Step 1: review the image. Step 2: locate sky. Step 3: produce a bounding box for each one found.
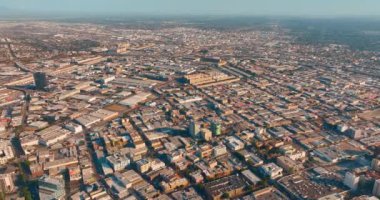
[0,0,379,17]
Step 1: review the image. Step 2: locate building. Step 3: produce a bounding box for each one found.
[278,144,306,161]
[119,92,152,107]
[37,126,71,147]
[75,109,119,128]
[213,144,228,157]
[246,186,289,200]
[276,156,304,173]
[225,136,245,151]
[374,179,380,197]
[150,159,165,171]
[38,175,66,200]
[171,187,202,200]
[159,177,189,193]
[64,123,83,133]
[0,141,14,165]
[241,170,261,185]
[201,128,212,141]
[43,158,79,172]
[211,120,222,136]
[106,154,130,172]
[68,166,82,182]
[278,172,347,200]
[183,71,239,88]
[259,163,283,179]
[204,174,246,200]
[0,173,16,194]
[197,144,213,158]
[136,159,151,173]
[189,120,200,138]
[372,158,380,172]
[344,172,360,191]
[33,72,49,90]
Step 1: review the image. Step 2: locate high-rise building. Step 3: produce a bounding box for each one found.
[373,179,380,197]
[33,72,49,90]
[189,120,200,138]
[343,172,360,191]
[211,120,222,135]
[201,128,212,141]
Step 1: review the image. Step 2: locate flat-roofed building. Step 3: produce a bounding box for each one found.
[259,163,283,179]
[241,169,261,185]
[38,175,65,200]
[276,156,304,173]
[0,140,14,165]
[204,174,246,200]
[119,92,151,107]
[184,71,240,88]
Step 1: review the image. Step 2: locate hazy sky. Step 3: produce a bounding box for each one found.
[1,0,380,17]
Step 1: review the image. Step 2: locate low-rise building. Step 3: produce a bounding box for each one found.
[38,175,66,200]
[276,156,304,173]
[259,163,283,179]
[225,136,245,151]
[204,174,246,200]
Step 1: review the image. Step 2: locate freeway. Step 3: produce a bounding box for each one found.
[4,40,34,73]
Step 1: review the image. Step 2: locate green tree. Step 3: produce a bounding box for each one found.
[244,185,254,192]
[21,187,32,200]
[221,193,230,199]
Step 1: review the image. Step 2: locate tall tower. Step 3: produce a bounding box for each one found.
[189,120,200,138]
[211,120,222,136]
[343,172,359,191]
[373,179,380,197]
[33,72,48,90]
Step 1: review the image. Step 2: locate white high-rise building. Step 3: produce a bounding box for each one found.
[343,172,360,191]
[373,179,380,197]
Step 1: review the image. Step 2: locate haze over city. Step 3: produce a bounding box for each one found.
[1,0,380,17]
[0,1,379,200]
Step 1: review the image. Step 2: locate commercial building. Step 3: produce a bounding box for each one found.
[33,72,49,90]
[0,173,16,194]
[204,174,246,200]
[184,71,240,88]
[119,92,151,107]
[225,136,245,151]
[171,187,202,200]
[106,154,130,172]
[0,141,14,165]
[201,128,212,141]
[64,123,83,133]
[374,179,380,197]
[344,172,360,191]
[75,109,119,128]
[189,120,200,138]
[259,163,283,179]
[246,186,289,200]
[241,169,261,185]
[276,156,304,173]
[211,120,222,136]
[278,172,348,200]
[38,175,66,200]
[36,125,71,146]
